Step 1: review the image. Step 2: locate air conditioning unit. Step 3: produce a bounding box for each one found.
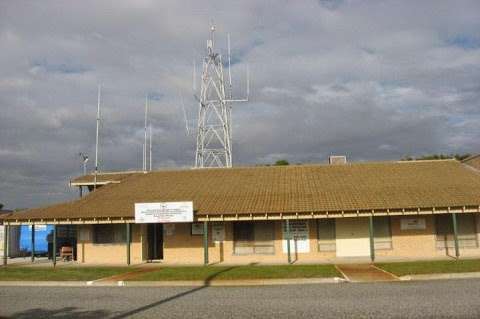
[329,155,347,165]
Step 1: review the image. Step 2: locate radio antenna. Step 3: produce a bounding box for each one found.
[143,94,149,172]
[179,91,190,136]
[193,60,197,93]
[94,84,101,190]
[149,124,152,171]
[227,33,233,98]
[193,24,250,168]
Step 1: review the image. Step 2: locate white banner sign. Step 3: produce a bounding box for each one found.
[135,202,193,223]
[400,218,426,230]
[282,220,310,253]
[31,225,47,231]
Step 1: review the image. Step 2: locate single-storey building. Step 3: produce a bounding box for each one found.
[4,159,480,265]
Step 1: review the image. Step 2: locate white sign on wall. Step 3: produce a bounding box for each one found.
[212,223,225,242]
[30,225,47,231]
[400,218,426,230]
[135,202,193,223]
[282,220,310,253]
[191,223,204,235]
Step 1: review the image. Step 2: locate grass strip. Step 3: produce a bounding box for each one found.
[0,266,132,281]
[376,259,480,276]
[128,264,340,281]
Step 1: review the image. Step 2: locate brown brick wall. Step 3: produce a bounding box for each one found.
[375,215,480,258]
[76,214,480,264]
[162,220,335,264]
[376,215,437,258]
[76,224,143,264]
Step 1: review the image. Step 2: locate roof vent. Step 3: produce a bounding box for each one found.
[329,155,347,165]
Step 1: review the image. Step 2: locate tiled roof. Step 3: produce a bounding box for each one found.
[462,154,480,171]
[0,210,13,223]
[6,160,480,222]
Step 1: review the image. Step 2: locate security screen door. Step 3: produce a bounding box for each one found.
[147,224,163,260]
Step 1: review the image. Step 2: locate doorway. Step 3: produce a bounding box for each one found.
[335,218,370,257]
[147,224,163,260]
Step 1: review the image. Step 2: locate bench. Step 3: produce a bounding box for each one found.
[60,246,73,261]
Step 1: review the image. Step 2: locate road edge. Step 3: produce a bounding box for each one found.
[5,272,480,286]
[399,271,480,281]
[0,277,347,287]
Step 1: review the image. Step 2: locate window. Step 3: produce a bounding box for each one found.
[93,224,126,244]
[233,222,275,255]
[56,225,77,239]
[191,223,204,235]
[373,217,392,250]
[317,219,336,252]
[436,214,478,249]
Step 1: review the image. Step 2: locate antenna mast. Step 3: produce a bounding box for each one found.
[94,85,101,189]
[143,95,149,172]
[149,124,152,171]
[194,24,249,168]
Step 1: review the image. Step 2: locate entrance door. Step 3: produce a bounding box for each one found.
[335,218,370,257]
[147,224,163,260]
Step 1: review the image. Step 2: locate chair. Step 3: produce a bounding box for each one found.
[60,246,73,261]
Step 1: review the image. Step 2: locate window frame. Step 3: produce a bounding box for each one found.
[316,219,336,252]
[373,216,393,250]
[92,224,127,245]
[233,221,275,255]
[435,214,478,249]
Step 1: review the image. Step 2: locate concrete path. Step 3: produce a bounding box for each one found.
[94,268,159,283]
[336,263,399,282]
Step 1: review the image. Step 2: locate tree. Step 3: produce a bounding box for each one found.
[0,203,3,210]
[400,153,471,161]
[454,153,471,161]
[274,159,289,166]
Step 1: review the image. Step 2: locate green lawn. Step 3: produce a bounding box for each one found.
[0,266,132,281]
[0,264,340,282]
[376,259,480,276]
[128,264,340,281]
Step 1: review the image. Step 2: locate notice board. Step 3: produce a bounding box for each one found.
[282,220,310,253]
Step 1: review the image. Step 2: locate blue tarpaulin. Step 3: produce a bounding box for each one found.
[19,225,53,253]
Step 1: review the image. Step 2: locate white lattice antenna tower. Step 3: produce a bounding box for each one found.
[194,25,249,168]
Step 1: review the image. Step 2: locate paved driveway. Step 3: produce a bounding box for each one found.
[1,279,480,318]
[336,264,399,282]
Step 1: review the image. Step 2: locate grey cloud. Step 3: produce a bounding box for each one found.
[1,0,480,209]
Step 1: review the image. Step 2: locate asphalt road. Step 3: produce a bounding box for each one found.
[1,279,480,318]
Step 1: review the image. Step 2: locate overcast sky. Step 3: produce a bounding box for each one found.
[1,0,480,209]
